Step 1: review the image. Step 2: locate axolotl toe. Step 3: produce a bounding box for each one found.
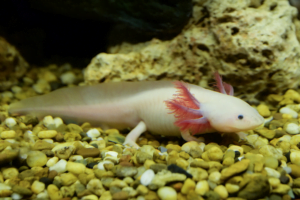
[9,73,264,147]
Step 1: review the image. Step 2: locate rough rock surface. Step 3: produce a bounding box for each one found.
[0,37,29,91]
[85,0,300,100]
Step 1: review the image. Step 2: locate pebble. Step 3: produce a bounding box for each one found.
[140,169,155,186]
[60,71,77,85]
[112,191,129,200]
[115,166,138,178]
[265,167,280,178]
[2,167,18,179]
[181,178,195,194]
[290,151,300,165]
[208,171,221,184]
[49,159,67,173]
[195,180,209,195]
[214,185,228,199]
[157,186,177,200]
[26,151,47,167]
[33,79,51,94]
[167,164,192,178]
[221,159,250,181]
[31,180,45,194]
[77,148,100,158]
[5,117,17,128]
[86,128,101,138]
[66,162,86,174]
[257,104,271,117]
[284,123,300,134]
[38,130,58,139]
[0,130,16,139]
[279,107,298,118]
[61,173,78,186]
[237,175,270,200]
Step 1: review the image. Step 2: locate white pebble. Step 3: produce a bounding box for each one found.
[60,71,76,85]
[280,107,298,118]
[49,159,67,173]
[285,123,300,134]
[87,129,100,138]
[195,180,209,195]
[11,192,23,200]
[5,117,17,128]
[69,155,84,161]
[47,157,59,167]
[105,151,118,158]
[53,117,63,127]
[283,166,292,174]
[36,190,49,199]
[43,116,54,128]
[0,183,11,191]
[33,79,51,94]
[157,186,177,200]
[264,167,280,178]
[290,151,300,165]
[31,180,45,194]
[140,169,155,186]
[97,161,114,170]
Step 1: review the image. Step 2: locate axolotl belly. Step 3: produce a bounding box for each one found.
[9,75,264,147]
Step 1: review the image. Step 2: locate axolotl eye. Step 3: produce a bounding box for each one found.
[238,115,244,120]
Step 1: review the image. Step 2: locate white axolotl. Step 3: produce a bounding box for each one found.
[9,73,264,147]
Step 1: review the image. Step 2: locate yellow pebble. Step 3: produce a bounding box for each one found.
[0,130,16,139]
[38,130,58,139]
[181,178,196,194]
[282,114,293,119]
[214,185,228,199]
[66,162,86,174]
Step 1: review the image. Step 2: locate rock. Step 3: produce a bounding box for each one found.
[264,156,278,169]
[0,130,16,139]
[49,159,67,173]
[86,179,105,196]
[280,107,298,118]
[214,185,228,199]
[264,167,280,178]
[187,167,208,182]
[77,148,100,158]
[272,184,291,194]
[12,185,32,196]
[257,104,271,117]
[4,117,17,128]
[195,180,209,196]
[221,159,250,181]
[85,0,300,99]
[26,151,47,167]
[150,170,186,188]
[61,173,78,186]
[32,140,55,151]
[38,130,58,139]
[2,167,18,179]
[140,169,155,186]
[237,175,270,200]
[150,163,167,173]
[47,184,63,200]
[60,71,77,85]
[157,186,177,200]
[0,37,29,91]
[255,128,276,139]
[289,164,300,178]
[31,180,45,194]
[181,178,196,194]
[202,146,223,162]
[259,145,283,160]
[112,191,128,200]
[114,166,137,178]
[284,122,300,134]
[209,171,221,184]
[66,162,86,174]
[290,151,300,165]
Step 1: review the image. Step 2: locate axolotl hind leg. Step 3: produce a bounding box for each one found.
[123,121,147,148]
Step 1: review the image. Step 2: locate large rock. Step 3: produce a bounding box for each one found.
[0,37,29,91]
[85,0,300,100]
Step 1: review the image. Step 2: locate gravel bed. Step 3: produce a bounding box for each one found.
[1,65,300,200]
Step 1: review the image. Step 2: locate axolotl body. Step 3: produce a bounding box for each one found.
[9,73,264,147]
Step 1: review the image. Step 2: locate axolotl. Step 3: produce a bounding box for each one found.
[9,73,264,147]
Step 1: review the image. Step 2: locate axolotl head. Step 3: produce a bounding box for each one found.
[204,95,265,132]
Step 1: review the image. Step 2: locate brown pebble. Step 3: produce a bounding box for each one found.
[112,191,129,200]
[76,148,100,158]
[171,182,183,192]
[273,113,283,120]
[48,170,58,179]
[32,140,55,150]
[119,162,133,167]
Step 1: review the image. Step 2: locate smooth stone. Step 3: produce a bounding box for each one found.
[195,180,209,195]
[61,173,78,186]
[140,169,155,186]
[150,170,186,188]
[150,163,167,173]
[77,148,100,158]
[12,185,32,196]
[31,180,45,194]
[237,175,270,200]
[112,191,129,200]
[157,186,177,200]
[26,151,47,167]
[181,178,195,194]
[47,184,63,200]
[114,166,138,177]
[221,159,250,181]
[32,140,55,150]
[290,151,300,165]
[66,162,86,174]
[257,104,271,117]
[38,130,58,139]
[49,159,67,173]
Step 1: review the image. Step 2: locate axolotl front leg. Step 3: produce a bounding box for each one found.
[123,121,147,148]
